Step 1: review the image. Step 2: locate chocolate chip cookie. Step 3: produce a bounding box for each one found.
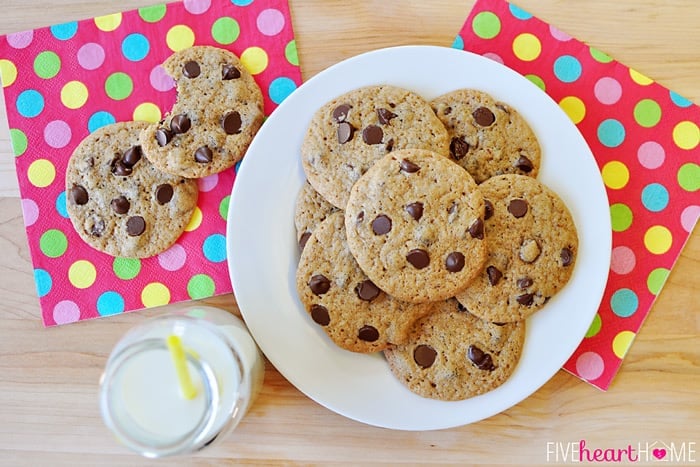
[294,181,339,251]
[344,149,487,304]
[296,212,435,353]
[455,174,578,323]
[430,89,541,183]
[301,85,450,209]
[66,121,199,258]
[383,298,525,401]
[141,46,264,178]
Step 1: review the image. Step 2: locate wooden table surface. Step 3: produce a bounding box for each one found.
[0,0,698,465]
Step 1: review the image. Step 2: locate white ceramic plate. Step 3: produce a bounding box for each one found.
[227,46,611,430]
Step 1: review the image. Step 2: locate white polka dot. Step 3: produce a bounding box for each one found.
[53,300,80,325]
[158,244,187,271]
[575,351,605,381]
[197,173,219,192]
[21,198,39,226]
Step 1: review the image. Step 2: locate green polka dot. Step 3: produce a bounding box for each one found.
[585,313,602,338]
[39,229,68,258]
[113,257,141,280]
[525,74,545,91]
[139,4,166,23]
[9,128,28,156]
[610,203,633,232]
[677,163,700,192]
[219,195,230,220]
[633,99,662,128]
[187,274,215,299]
[590,47,613,63]
[472,11,501,39]
[33,51,61,79]
[105,72,133,101]
[285,40,299,66]
[647,268,669,295]
[211,17,240,45]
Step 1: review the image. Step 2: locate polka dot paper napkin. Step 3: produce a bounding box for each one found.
[0,0,301,326]
[454,0,699,390]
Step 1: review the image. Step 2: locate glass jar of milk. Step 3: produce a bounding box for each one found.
[99,306,264,458]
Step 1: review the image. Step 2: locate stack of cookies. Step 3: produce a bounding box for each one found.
[66,46,263,258]
[295,85,578,401]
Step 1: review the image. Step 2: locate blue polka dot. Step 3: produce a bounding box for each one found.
[97,291,125,316]
[641,183,670,212]
[553,55,582,83]
[610,288,638,318]
[55,191,69,218]
[50,21,78,40]
[16,89,45,118]
[509,4,533,20]
[670,91,692,108]
[34,269,52,298]
[121,33,150,62]
[231,0,254,5]
[203,234,227,262]
[597,119,626,148]
[451,35,465,50]
[269,77,296,104]
[234,159,243,173]
[88,111,116,133]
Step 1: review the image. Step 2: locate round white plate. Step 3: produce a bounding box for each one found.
[227,45,611,430]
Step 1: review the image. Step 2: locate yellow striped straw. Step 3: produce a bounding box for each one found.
[166,334,198,400]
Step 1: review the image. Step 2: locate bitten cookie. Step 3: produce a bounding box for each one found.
[66,121,199,258]
[141,46,264,178]
[383,299,525,401]
[296,212,435,353]
[301,85,450,209]
[430,89,541,183]
[455,174,578,323]
[294,181,339,251]
[345,149,488,304]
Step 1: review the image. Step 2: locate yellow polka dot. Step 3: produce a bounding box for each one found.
[27,159,56,188]
[166,25,195,52]
[559,96,586,124]
[0,59,18,87]
[612,331,636,359]
[185,206,202,232]
[644,225,673,255]
[601,161,630,190]
[240,47,269,75]
[68,260,97,289]
[141,282,171,308]
[672,121,699,150]
[133,102,162,123]
[61,81,89,109]
[512,33,542,62]
[629,68,653,86]
[94,13,122,32]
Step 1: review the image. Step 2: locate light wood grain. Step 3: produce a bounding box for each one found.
[0,1,698,465]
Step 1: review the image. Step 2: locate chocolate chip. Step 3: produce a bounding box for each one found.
[355,280,380,301]
[170,114,191,134]
[450,137,470,160]
[122,146,142,167]
[385,138,394,152]
[309,274,330,296]
[406,249,430,269]
[110,196,130,214]
[126,216,146,236]
[413,345,437,368]
[221,64,240,80]
[405,202,424,221]
[468,218,484,239]
[514,155,534,173]
[194,146,213,163]
[516,293,535,306]
[221,111,242,135]
[183,60,200,78]
[299,231,311,251]
[472,107,495,126]
[399,159,420,173]
[332,104,352,123]
[486,266,502,285]
[155,128,173,147]
[337,122,355,144]
[371,215,392,235]
[156,184,174,204]
[362,125,383,145]
[467,345,495,371]
[561,247,574,266]
[356,211,365,223]
[358,325,379,342]
[445,252,465,272]
[484,199,494,220]
[519,239,541,263]
[508,199,528,218]
[112,160,132,177]
[310,304,330,326]
[517,277,533,289]
[70,185,88,205]
[377,108,397,125]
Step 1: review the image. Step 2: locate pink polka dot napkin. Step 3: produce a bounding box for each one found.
[454,0,699,390]
[0,0,302,326]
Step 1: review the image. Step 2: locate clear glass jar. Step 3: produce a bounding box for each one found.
[99,306,264,458]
